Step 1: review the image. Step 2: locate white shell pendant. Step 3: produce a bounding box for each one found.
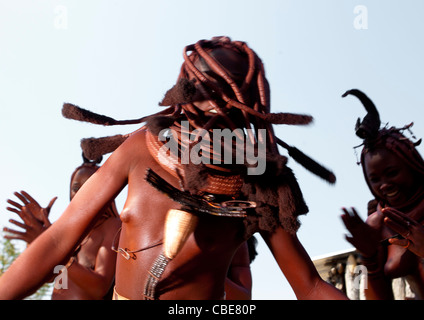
[163,209,198,260]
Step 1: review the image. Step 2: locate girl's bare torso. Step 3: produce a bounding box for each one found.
[114,130,247,300]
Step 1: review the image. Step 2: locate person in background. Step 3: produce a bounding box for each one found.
[341,89,424,299]
[4,155,121,299]
[0,37,346,300]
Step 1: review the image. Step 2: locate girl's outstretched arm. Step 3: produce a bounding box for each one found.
[0,133,135,299]
[261,226,348,300]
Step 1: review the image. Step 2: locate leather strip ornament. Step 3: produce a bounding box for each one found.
[145,168,255,218]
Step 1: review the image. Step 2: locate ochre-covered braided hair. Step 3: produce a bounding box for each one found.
[62,37,335,184]
[343,88,424,210]
[62,37,341,236]
[154,37,314,168]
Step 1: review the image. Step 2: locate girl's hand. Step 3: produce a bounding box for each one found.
[341,207,381,258]
[382,207,424,258]
[4,191,56,244]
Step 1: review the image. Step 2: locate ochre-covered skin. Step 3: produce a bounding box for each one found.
[342,89,424,299]
[4,161,121,300]
[0,38,346,300]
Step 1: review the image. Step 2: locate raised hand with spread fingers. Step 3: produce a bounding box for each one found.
[4,191,57,244]
[382,207,424,258]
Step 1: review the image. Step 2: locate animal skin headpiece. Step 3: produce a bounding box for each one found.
[343,88,424,205]
[62,37,336,184]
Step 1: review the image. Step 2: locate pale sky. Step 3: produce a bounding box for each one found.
[1,0,424,299]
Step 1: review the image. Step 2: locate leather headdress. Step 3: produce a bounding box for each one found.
[343,88,424,208]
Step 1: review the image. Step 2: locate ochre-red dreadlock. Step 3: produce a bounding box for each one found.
[62,37,335,185]
[158,37,313,153]
[62,37,339,237]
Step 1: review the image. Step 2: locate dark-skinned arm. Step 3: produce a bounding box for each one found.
[261,227,348,300]
[0,132,136,299]
[225,242,252,300]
